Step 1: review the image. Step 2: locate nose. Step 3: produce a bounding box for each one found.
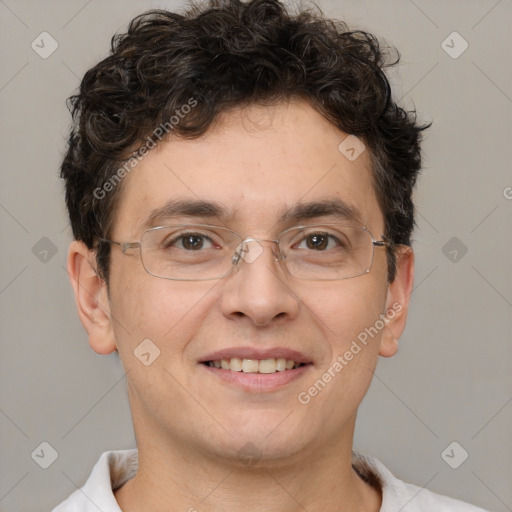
[220,238,300,327]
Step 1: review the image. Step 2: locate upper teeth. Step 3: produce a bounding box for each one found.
[208,358,301,373]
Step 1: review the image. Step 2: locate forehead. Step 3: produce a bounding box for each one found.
[111,99,383,238]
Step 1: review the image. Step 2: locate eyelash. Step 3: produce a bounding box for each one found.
[163,233,216,249]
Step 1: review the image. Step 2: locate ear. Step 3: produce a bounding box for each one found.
[379,245,415,358]
[66,240,117,355]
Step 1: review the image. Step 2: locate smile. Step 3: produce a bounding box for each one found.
[203,358,306,373]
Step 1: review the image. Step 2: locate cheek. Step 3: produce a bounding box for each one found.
[310,276,386,339]
[306,276,387,387]
[109,271,216,362]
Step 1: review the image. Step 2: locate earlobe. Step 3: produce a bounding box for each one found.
[378,245,414,358]
[66,241,118,355]
[379,329,399,358]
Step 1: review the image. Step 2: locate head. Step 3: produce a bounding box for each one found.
[63,0,427,465]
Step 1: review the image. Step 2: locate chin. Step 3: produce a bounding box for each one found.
[198,418,311,466]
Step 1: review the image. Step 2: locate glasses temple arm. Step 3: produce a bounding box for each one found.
[98,238,140,254]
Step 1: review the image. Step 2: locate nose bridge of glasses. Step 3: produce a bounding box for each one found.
[233,236,282,265]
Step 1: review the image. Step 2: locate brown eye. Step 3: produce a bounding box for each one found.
[181,235,205,250]
[163,233,214,250]
[305,234,329,250]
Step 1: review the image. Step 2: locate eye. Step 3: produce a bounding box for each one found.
[164,233,215,251]
[296,232,343,251]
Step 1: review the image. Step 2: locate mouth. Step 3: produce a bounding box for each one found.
[198,348,313,392]
[201,358,307,373]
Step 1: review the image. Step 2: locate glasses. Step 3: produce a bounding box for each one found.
[99,223,388,281]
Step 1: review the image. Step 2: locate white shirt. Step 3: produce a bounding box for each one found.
[51,449,490,511]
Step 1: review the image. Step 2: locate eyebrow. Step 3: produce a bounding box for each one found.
[142,197,364,230]
[143,198,231,230]
[278,198,363,225]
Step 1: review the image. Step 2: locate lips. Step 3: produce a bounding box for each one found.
[200,347,313,376]
[198,347,313,391]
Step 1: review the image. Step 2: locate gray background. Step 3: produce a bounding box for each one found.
[0,0,511,511]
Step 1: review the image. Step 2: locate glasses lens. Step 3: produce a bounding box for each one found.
[280,224,375,280]
[140,225,241,280]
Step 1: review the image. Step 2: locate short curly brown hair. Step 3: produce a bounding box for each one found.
[61,0,429,285]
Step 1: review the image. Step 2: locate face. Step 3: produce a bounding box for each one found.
[71,99,412,467]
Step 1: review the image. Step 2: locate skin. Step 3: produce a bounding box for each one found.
[67,98,414,512]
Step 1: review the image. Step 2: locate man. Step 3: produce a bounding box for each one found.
[53,0,488,510]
